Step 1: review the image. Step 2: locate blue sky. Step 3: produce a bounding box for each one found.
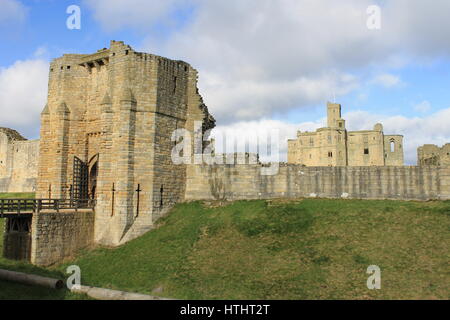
[0,0,449,164]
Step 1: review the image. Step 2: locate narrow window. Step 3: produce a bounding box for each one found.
[160,185,164,208]
[328,152,333,158]
[173,76,177,94]
[364,148,369,155]
[390,141,395,152]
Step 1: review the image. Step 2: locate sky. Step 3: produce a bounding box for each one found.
[0,0,449,164]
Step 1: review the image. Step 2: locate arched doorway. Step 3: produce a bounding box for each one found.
[88,154,99,200]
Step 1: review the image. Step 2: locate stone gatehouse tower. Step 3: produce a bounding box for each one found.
[36,41,215,245]
[287,102,404,166]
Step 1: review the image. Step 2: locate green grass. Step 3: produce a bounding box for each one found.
[1,196,449,300]
[0,193,35,199]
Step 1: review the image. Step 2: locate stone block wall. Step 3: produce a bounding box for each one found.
[185,164,450,201]
[0,128,39,193]
[418,144,450,166]
[36,41,215,247]
[30,210,94,266]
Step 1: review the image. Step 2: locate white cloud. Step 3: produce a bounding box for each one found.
[0,0,27,25]
[83,0,187,31]
[0,59,49,138]
[210,119,314,163]
[413,100,431,113]
[211,107,450,165]
[200,71,360,122]
[370,74,403,88]
[85,0,450,126]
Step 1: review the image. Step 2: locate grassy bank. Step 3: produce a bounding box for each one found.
[60,199,449,299]
[1,197,449,299]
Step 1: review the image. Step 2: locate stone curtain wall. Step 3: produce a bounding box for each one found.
[30,210,94,266]
[0,129,39,193]
[185,165,450,201]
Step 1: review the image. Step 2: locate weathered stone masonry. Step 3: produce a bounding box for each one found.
[287,103,404,167]
[30,210,94,266]
[36,41,215,247]
[185,165,450,201]
[0,128,39,193]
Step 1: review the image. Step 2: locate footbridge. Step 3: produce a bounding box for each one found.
[0,198,95,218]
[1,198,95,265]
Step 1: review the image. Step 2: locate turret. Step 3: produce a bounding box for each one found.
[327,102,342,128]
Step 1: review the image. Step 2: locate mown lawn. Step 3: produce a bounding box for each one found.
[1,196,449,300]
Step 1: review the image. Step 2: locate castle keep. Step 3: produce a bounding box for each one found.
[287,103,404,166]
[36,40,215,246]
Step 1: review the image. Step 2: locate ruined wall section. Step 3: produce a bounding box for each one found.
[185,164,450,201]
[150,55,216,223]
[0,128,39,193]
[347,130,385,166]
[418,144,450,166]
[384,135,404,166]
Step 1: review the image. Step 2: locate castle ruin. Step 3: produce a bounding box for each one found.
[0,41,449,266]
[287,103,404,166]
[36,40,215,246]
[417,144,450,166]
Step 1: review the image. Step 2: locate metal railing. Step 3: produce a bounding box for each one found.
[0,199,96,217]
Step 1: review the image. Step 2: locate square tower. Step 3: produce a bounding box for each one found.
[327,102,342,128]
[36,41,215,245]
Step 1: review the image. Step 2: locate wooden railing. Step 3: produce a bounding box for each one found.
[0,199,96,217]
